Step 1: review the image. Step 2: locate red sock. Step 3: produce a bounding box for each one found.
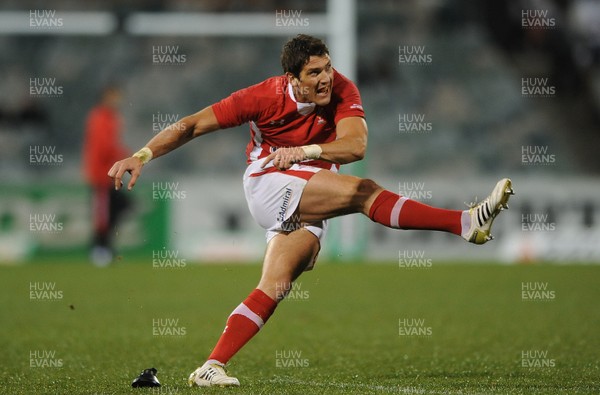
[368,190,462,235]
[207,289,277,365]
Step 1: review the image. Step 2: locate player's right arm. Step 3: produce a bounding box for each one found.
[108,106,220,191]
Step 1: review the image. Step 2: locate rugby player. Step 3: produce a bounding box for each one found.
[108,34,513,387]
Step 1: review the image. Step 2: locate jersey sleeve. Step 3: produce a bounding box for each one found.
[333,72,365,125]
[211,80,277,129]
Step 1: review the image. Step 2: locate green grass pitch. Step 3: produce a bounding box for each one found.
[1,261,599,394]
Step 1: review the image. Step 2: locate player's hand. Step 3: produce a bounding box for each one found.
[108,156,144,191]
[261,147,306,171]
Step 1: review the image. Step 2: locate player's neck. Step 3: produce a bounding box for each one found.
[289,83,312,104]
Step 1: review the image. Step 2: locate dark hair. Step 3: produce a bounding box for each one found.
[281,34,329,77]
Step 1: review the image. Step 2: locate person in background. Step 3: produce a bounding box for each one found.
[83,85,130,266]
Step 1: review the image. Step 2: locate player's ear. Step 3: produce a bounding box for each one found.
[286,72,300,86]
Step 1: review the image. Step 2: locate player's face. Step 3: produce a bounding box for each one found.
[290,55,333,106]
[104,89,123,108]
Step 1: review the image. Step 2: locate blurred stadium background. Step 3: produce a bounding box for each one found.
[1,0,600,265]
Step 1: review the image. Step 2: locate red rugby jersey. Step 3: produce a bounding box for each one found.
[212,69,364,169]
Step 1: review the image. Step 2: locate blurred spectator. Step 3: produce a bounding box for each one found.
[82,85,131,266]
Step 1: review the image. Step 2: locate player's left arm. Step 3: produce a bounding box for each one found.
[318,116,367,164]
[261,116,367,170]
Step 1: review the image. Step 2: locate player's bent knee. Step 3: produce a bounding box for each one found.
[348,178,381,210]
[356,178,380,196]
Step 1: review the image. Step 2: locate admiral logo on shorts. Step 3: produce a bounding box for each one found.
[278,188,304,232]
[277,187,293,223]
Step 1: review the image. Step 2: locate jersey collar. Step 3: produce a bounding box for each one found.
[287,83,316,116]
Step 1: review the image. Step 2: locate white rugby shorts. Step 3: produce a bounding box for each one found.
[242,160,329,245]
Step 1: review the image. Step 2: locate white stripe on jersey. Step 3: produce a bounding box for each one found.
[249,121,264,162]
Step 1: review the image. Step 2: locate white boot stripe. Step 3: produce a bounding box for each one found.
[462,178,513,245]
[484,202,492,218]
[477,208,485,226]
